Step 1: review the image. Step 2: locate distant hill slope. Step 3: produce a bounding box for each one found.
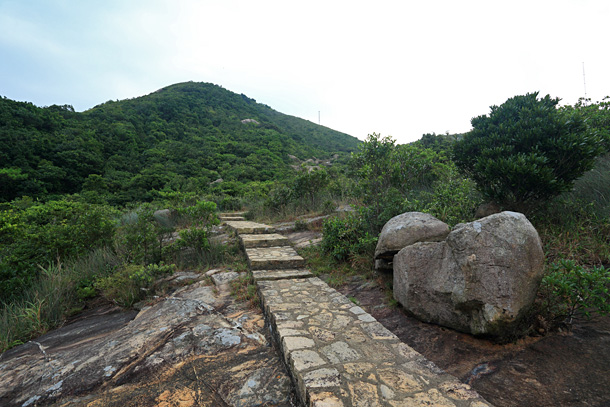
[0,82,360,203]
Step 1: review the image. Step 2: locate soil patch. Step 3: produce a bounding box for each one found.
[337,275,610,407]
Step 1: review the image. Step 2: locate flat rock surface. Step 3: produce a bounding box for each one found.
[284,230,323,249]
[0,278,296,407]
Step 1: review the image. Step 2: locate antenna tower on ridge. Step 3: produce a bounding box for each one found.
[582,62,588,105]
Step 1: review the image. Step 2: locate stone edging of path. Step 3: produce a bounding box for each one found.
[224,218,493,407]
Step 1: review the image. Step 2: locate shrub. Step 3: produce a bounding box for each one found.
[96,262,175,308]
[540,260,610,324]
[292,168,329,210]
[567,153,610,219]
[321,209,377,262]
[114,205,164,264]
[0,199,118,301]
[411,162,482,227]
[349,134,440,233]
[453,92,606,214]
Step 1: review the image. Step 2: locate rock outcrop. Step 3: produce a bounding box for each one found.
[0,272,294,406]
[374,212,450,271]
[393,211,544,338]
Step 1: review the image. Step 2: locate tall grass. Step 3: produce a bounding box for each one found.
[533,155,610,267]
[569,154,610,219]
[0,248,120,352]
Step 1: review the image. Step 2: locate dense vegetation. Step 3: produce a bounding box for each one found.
[1,88,609,351]
[0,82,358,204]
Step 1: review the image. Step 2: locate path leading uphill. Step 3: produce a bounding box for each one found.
[222,214,493,407]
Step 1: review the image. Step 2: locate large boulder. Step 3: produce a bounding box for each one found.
[375,212,450,262]
[393,211,544,338]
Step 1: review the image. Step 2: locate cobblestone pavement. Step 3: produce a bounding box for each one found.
[225,218,493,407]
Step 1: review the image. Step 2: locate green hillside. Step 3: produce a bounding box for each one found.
[0,82,359,204]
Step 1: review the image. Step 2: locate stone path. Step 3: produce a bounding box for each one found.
[224,217,494,407]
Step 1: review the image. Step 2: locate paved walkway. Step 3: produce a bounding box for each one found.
[224,217,493,407]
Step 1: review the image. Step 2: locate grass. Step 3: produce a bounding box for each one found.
[534,197,610,267]
[0,234,245,352]
[298,245,375,288]
[0,250,113,352]
[229,272,260,308]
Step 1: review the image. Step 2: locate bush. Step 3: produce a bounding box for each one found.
[96,262,175,308]
[350,134,439,228]
[0,199,118,301]
[292,168,329,210]
[540,260,610,324]
[114,205,165,264]
[409,162,482,227]
[453,92,606,214]
[321,209,377,262]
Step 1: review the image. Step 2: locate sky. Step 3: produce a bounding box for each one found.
[1,0,609,144]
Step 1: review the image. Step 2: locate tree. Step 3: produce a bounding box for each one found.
[453,92,606,213]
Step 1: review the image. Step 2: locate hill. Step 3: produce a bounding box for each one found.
[0,82,360,204]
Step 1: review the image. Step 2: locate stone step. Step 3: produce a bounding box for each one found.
[220,215,246,221]
[245,246,306,270]
[219,211,247,217]
[257,277,492,407]
[253,269,314,281]
[240,233,290,248]
[225,220,275,235]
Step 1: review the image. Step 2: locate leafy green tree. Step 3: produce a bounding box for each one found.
[453,92,606,213]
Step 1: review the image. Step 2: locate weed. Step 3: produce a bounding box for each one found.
[294,219,308,232]
[96,263,175,308]
[229,273,260,308]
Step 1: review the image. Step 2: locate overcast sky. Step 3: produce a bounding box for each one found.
[1,0,608,144]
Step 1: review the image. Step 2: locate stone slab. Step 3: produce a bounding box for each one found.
[219,212,247,217]
[252,269,314,281]
[257,277,493,407]
[245,246,305,270]
[240,233,290,248]
[225,221,275,235]
[221,216,246,221]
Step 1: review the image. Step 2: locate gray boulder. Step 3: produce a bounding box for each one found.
[375,212,450,261]
[393,211,544,338]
